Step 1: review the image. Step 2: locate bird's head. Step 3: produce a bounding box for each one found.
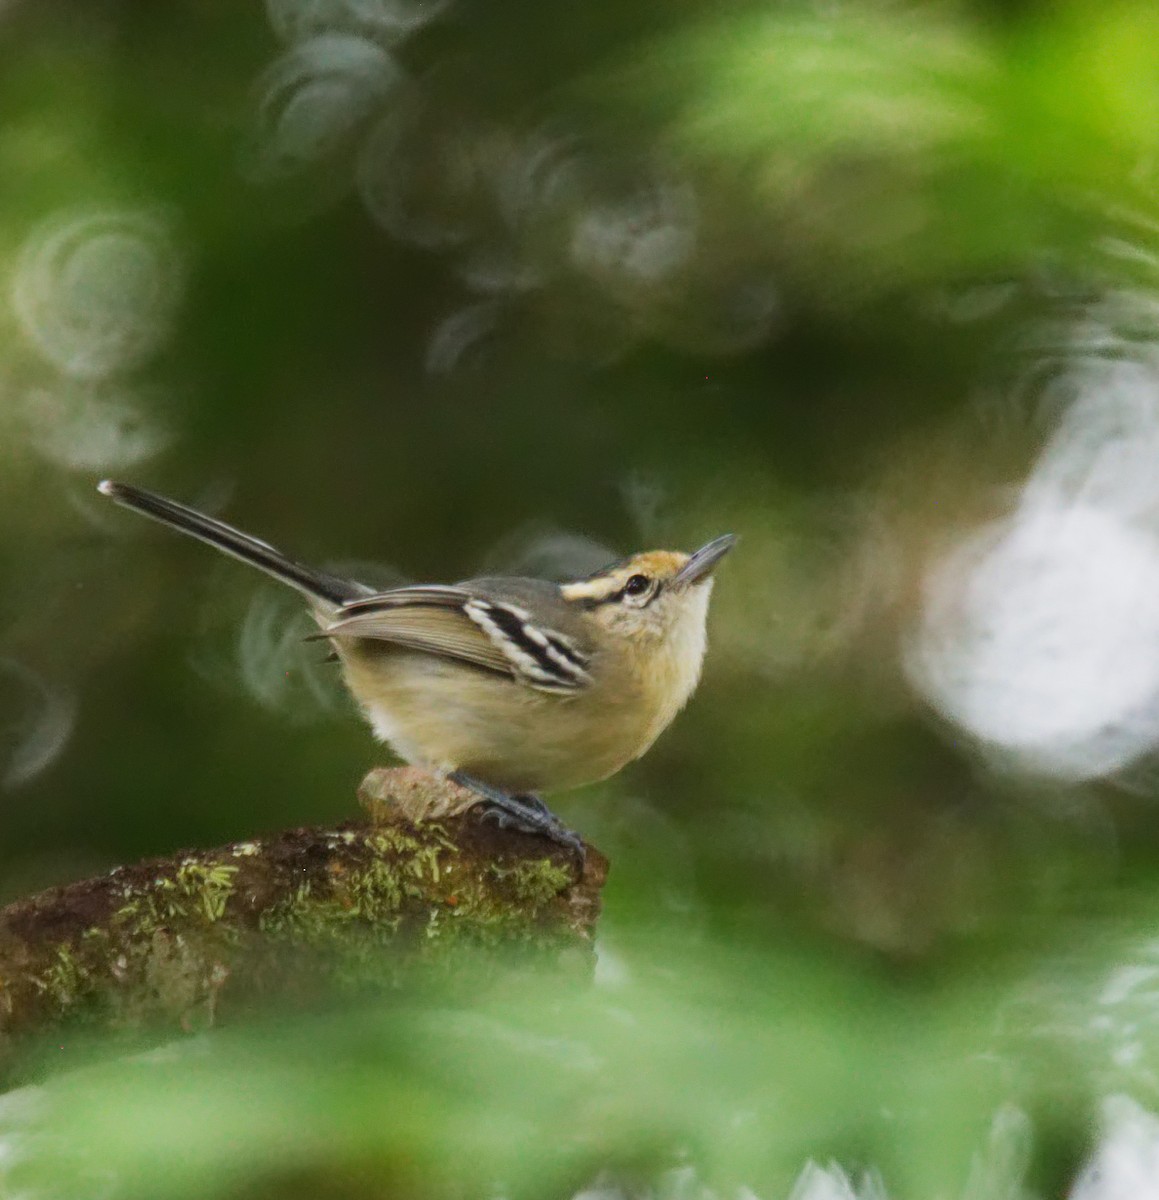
[560,534,736,643]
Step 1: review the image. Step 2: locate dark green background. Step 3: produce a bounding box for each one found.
[3,1,1159,1195]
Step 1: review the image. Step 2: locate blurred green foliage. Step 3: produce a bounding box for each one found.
[3,0,1159,1194]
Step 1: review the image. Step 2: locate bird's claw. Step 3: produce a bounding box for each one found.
[514,795,584,861]
[519,794,553,818]
[449,772,585,865]
[475,799,585,863]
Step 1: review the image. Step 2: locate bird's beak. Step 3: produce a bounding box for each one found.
[675,534,737,587]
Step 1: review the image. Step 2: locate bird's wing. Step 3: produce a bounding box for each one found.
[337,586,474,615]
[317,584,592,693]
[320,597,513,677]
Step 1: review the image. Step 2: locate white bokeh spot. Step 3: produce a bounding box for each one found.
[11,208,183,382]
[910,355,1159,780]
[22,382,176,472]
[1071,1096,1159,1200]
[266,0,451,46]
[243,34,400,181]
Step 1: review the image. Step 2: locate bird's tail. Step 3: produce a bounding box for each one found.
[97,480,364,607]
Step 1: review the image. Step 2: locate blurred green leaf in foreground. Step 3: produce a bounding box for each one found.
[12,901,1159,1200]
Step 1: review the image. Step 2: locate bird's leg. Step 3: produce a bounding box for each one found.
[448,771,585,860]
[519,794,553,818]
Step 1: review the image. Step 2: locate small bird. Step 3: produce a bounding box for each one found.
[97,480,734,855]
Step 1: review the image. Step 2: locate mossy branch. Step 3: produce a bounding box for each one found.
[0,768,607,1073]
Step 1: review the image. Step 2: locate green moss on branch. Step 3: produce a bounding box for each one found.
[0,768,607,1073]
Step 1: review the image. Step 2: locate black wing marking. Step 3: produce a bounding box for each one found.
[318,588,593,692]
[463,599,592,692]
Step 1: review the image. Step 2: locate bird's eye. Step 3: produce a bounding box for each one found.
[623,574,651,597]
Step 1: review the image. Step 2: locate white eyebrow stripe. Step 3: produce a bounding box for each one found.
[560,577,622,603]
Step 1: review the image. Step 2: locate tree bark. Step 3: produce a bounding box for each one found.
[0,769,607,1074]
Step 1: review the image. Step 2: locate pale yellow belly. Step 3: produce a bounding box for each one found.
[335,642,661,794]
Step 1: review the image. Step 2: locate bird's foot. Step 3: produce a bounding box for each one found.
[518,793,553,818]
[448,772,585,862]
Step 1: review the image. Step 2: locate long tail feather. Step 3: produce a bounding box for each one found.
[98,480,363,607]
